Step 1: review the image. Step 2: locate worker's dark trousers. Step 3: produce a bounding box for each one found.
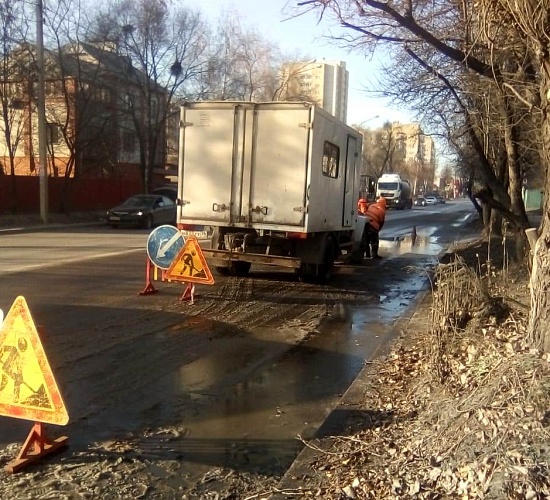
[364,226,380,258]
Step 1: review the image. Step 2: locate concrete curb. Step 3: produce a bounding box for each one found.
[0,220,103,234]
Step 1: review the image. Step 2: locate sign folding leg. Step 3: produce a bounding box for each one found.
[6,422,68,473]
[180,283,195,304]
[139,256,158,295]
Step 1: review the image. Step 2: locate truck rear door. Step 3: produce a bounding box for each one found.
[247,106,310,226]
[179,105,236,224]
[342,135,358,227]
[179,104,310,228]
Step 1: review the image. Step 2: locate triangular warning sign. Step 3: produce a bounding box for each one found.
[165,236,215,285]
[0,297,69,425]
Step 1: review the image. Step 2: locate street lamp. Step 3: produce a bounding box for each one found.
[356,115,380,128]
[36,0,48,223]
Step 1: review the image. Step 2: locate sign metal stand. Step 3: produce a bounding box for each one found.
[6,422,68,473]
[139,256,158,295]
[180,283,195,304]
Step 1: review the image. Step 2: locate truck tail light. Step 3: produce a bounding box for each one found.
[287,232,308,239]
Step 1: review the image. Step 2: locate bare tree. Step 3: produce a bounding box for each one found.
[472,0,550,349]
[0,0,32,212]
[358,122,400,180]
[199,12,281,102]
[294,0,550,348]
[91,0,209,190]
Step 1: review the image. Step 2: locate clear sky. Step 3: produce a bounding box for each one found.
[188,0,413,129]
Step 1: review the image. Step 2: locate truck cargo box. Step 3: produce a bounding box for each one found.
[177,101,362,233]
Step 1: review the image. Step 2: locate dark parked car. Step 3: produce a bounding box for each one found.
[437,196,446,204]
[106,194,176,229]
[414,196,427,206]
[152,185,178,202]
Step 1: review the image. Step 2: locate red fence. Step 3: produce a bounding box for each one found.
[0,175,143,214]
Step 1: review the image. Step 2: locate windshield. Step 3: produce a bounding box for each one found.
[378,182,399,190]
[121,195,156,207]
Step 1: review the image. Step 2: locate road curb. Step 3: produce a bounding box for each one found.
[0,221,103,234]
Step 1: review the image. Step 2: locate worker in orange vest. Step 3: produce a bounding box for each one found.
[357,197,369,215]
[364,197,387,259]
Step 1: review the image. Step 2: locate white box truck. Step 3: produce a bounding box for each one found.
[175,101,368,282]
[376,173,413,209]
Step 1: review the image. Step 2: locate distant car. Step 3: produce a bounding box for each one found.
[106,194,176,229]
[437,196,446,204]
[425,196,438,205]
[414,196,427,206]
[152,185,178,202]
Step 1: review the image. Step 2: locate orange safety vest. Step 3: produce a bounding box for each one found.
[366,201,386,231]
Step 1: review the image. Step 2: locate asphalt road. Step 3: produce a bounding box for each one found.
[0,198,479,495]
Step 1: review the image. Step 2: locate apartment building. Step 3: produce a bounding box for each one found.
[279,60,349,123]
[390,122,435,193]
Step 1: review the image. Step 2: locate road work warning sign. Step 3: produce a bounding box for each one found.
[0,296,69,425]
[165,236,215,285]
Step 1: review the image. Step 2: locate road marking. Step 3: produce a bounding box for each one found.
[1,248,143,275]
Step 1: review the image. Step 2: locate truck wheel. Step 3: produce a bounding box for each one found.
[215,266,231,276]
[297,263,314,282]
[317,239,335,283]
[230,261,251,277]
[349,235,366,265]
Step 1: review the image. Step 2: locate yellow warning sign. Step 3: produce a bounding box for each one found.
[165,236,215,285]
[0,297,69,425]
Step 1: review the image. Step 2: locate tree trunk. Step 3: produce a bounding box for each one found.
[528,188,550,350]
[482,202,491,228]
[527,73,550,349]
[489,210,502,237]
[502,96,529,229]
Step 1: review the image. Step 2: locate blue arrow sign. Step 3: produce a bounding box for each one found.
[146,225,185,270]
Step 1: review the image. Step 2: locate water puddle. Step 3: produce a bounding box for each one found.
[380,229,444,257]
[137,262,433,477]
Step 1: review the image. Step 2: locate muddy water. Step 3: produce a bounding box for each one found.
[136,236,443,478]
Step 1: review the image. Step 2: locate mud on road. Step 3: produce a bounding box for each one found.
[0,250,434,499]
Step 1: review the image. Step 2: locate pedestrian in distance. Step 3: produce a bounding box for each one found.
[364,197,387,259]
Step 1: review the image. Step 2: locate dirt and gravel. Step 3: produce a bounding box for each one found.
[1,213,546,499]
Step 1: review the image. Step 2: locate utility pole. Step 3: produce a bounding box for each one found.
[36,0,48,223]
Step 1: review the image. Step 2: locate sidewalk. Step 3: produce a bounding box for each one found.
[0,211,103,232]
